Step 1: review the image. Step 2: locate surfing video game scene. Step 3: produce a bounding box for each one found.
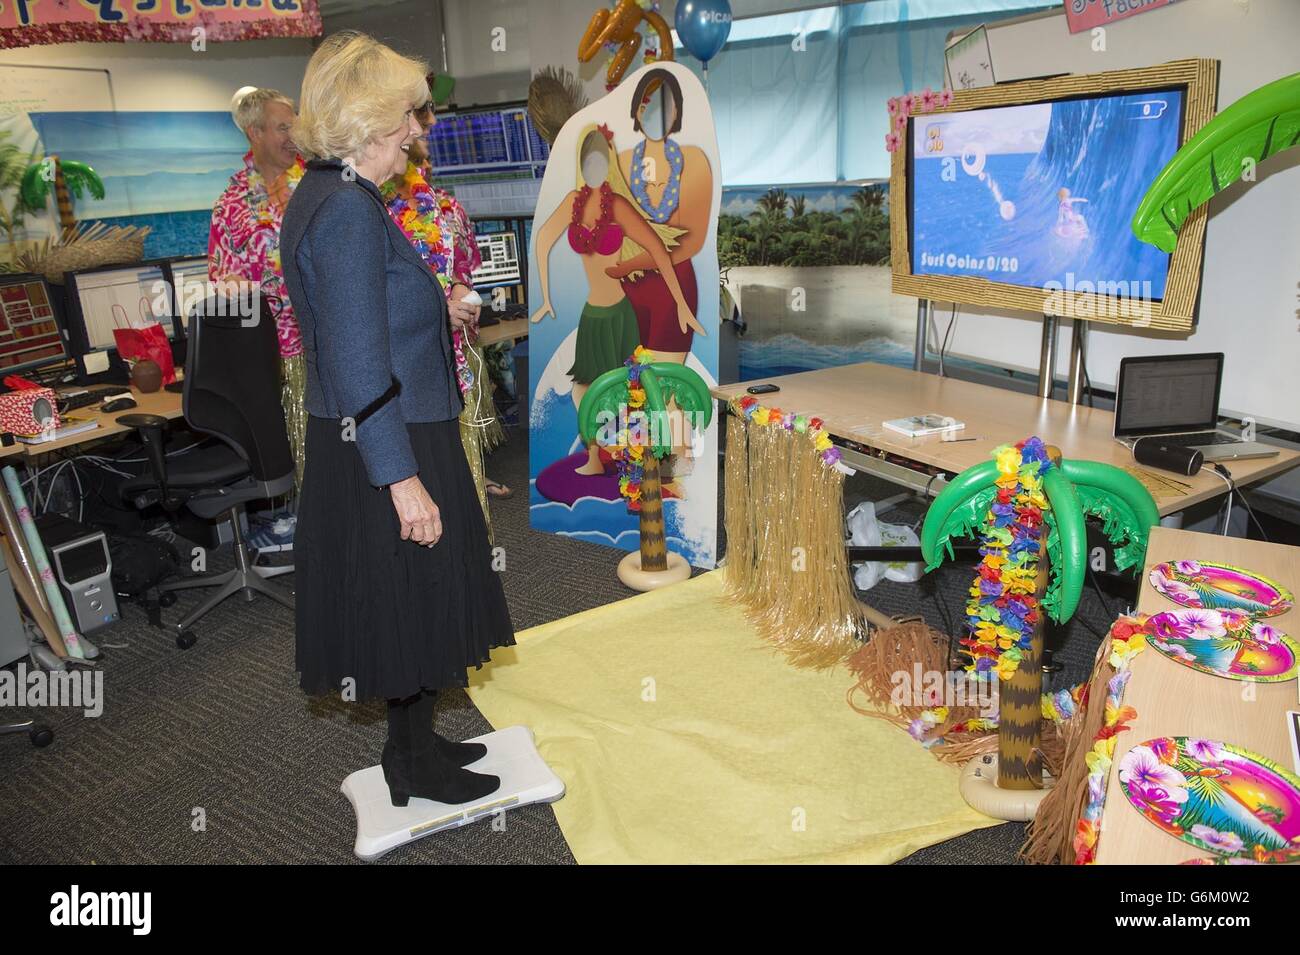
[909,90,1184,299]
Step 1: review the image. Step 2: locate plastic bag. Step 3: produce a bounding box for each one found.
[846,501,923,591]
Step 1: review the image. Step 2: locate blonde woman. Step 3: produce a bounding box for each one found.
[530,124,703,475]
[280,32,512,807]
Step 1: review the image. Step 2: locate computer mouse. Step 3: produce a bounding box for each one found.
[101,397,138,413]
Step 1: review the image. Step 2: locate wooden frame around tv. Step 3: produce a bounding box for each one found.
[890,58,1219,332]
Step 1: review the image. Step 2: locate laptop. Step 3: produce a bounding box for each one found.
[1113,353,1279,462]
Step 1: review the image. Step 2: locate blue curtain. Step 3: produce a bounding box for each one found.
[677,0,1055,186]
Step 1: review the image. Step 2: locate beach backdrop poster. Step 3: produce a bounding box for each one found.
[1,68,243,268]
[527,61,721,568]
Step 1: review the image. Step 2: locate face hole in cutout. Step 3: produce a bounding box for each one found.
[580,130,610,188]
[637,87,675,142]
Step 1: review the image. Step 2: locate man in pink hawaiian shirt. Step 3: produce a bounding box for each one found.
[208,88,308,504]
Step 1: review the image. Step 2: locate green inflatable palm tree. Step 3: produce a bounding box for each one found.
[920,440,1158,807]
[577,358,713,588]
[1133,71,1300,253]
[19,156,105,235]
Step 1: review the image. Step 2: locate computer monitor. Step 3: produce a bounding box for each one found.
[1113,353,1224,438]
[892,58,1218,331]
[0,274,69,376]
[168,256,210,335]
[64,262,177,380]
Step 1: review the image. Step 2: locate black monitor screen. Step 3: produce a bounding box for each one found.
[0,277,68,374]
[1115,355,1222,436]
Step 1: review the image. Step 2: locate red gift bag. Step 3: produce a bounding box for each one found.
[111,298,176,385]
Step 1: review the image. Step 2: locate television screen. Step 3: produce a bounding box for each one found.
[908,89,1184,301]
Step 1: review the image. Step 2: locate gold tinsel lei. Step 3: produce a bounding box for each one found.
[722,411,865,668]
[459,341,505,542]
[280,352,308,491]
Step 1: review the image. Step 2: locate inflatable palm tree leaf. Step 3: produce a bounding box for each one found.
[1132,72,1300,253]
[18,157,105,211]
[577,360,712,461]
[59,160,106,201]
[921,454,1158,626]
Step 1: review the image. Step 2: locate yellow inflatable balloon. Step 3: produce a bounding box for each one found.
[578,1,675,86]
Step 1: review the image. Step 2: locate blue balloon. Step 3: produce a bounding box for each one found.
[675,0,732,66]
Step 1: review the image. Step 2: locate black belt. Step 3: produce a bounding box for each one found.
[353,378,401,428]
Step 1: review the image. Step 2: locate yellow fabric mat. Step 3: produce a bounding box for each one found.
[468,571,999,863]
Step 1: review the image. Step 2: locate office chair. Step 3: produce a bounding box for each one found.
[117,293,295,649]
[1,717,53,747]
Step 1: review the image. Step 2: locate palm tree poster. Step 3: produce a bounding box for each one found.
[28,111,247,258]
[1,105,247,268]
[718,181,913,381]
[528,61,722,569]
[0,65,112,268]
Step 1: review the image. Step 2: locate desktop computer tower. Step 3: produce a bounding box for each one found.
[34,513,120,634]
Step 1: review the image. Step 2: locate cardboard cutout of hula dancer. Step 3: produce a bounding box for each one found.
[527,61,721,568]
[531,123,703,476]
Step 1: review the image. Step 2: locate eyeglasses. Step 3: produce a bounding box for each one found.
[414,101,435,116]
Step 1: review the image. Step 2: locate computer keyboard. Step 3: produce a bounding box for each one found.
[56,387,118,414]
[1161,431,1241,448]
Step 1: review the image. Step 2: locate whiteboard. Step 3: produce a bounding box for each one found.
[0,64,114,116]
[935,0,1300,430]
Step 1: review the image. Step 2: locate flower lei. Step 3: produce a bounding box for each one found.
[908,684,1082,747]
[728,395,844,470]
[602,346,655,511]
[568,182,615,253]
[963,437,1051,681]
[1073,614,1151,865]
[381,165,473,395]
[630,138,683,223]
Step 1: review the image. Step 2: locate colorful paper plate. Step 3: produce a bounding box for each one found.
[1146,608,1298,682]
[1149,561,1294,617]
[1118,737,1300,863]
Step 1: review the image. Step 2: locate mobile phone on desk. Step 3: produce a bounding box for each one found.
[746,383,780,395]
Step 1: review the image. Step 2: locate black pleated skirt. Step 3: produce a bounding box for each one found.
[294,415,514,701]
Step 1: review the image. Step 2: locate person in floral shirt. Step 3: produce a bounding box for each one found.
[380,96,510,533]
[208,87,308,500]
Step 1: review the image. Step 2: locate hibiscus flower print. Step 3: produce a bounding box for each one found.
[1160,578,1202,607]
[1149,612,1189,640]
[1189,825,1244,854]
[1184,738,1227,764]
[1173,560,1202,575]
[1149,737,1179,765]
[1178,609,1226,640]
[1120,744,1190,797]
[1128,780,1188,825]
[1250,623,1281,646]
[1219,608,1250,631]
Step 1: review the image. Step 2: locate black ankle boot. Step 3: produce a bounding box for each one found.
[383,693,499,807]
[423,690,487,767]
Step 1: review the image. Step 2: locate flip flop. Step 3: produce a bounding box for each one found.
[486,480,513,499]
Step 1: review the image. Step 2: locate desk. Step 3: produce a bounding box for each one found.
[1094,526,1300,865]
[22,386,183,457]
[712,363,1300,517]
[476,317,530,348]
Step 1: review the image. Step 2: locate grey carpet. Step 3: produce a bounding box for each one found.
[0,423,1132,864]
